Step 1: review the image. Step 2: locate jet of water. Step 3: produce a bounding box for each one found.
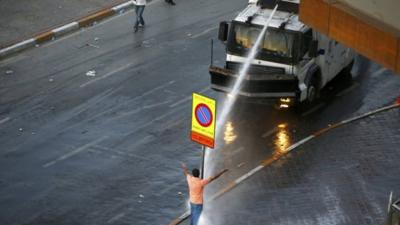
[215,4,279,141]
[203,4,279,178]
[199,5,280,225]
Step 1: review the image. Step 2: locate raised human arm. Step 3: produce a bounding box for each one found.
[180,162,189,176]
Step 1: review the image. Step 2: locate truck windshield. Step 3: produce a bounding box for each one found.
[228,22,298,63]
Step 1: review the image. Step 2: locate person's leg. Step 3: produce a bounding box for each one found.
[196,204,203,225]
[134,6,140,30]
[190,203,203,225]
[138,6,145,26]
[190,203,196,225]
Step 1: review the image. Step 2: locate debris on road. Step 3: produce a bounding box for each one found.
[94,37,100,41]
[237,162,245,168]
[178,192,183,196]
[49,78,54,82]
[5,70,14,75]
[86,70,96,77]
[139,194,144,198]
[18,128,23,132]
[86,43,100,49]
[142,40,151,48]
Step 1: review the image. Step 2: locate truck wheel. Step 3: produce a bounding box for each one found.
[306,75,319,105]
[295,75,320,112]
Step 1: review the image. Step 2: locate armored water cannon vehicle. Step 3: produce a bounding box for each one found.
[210,0,355,107]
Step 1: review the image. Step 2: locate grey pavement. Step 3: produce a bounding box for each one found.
[200,105,400,225]
[0,0,126,47]
[0,0,246,224]
[0,0,400,224]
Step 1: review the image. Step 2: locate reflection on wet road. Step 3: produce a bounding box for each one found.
[196,56,400,225]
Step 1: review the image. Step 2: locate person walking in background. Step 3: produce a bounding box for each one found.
[181,162,227,225]
[165,0,176,5]
[133,0,146,32]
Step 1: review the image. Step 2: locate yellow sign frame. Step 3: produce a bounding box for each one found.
[191,93,216,148]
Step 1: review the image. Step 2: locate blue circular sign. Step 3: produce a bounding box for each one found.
[195,104,213,127]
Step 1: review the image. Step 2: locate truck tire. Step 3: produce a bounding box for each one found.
[306,73,320,105]
[295,72,320,112]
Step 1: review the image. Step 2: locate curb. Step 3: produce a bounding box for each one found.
[0,1,134,60]
[169,102,400,225]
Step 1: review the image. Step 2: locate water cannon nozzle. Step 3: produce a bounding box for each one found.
[246,16,254,24]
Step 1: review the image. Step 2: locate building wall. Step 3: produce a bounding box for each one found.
[299,0,400,74]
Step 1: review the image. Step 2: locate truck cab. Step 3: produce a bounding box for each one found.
[209,0,355,105]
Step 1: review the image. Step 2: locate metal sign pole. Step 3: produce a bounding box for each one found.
[200,145,206,179]
[210,39,214,66]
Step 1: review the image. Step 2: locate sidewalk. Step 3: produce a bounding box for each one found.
[197,105,400,225]
[0,0,127,47]
[190,106,400,224]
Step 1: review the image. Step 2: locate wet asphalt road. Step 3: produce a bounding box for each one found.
[1,0,400,224]
[200,58,400,225]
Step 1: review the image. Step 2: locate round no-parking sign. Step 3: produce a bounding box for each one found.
[195,104,213,127]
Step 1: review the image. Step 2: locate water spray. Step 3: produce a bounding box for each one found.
[215,4,279,142]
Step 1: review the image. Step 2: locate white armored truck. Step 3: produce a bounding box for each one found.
[209,0,355,106]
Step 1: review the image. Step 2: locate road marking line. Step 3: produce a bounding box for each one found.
[261,127,278,138]
[121,103,187,138]
[230,146,244,155]
[0,117,10,125]
[301,102,326,117]
[169,96,192,108]
[59,81,176,134]
[129,80,176,103]
[286,135,315,152]
[234,165,264,184]
[112,100,172,120]
[169,86,209,108]
[107,212,125,224]
[335,82,360,97]
[191,26,218,39]
[80,63,134,88]
[43,136,107,168]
